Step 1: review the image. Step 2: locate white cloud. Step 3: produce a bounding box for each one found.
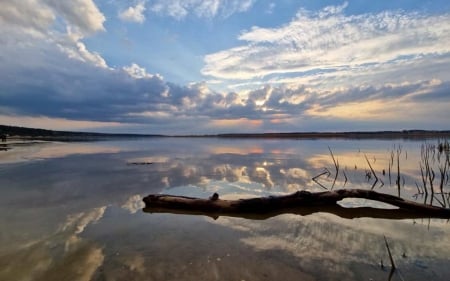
[55,39,108,68]
[0,0,54,37]
[123,63,155,79]
[119,2,146,23]
[0,0,105,36]
[0,0,108,69]
[217,214,450,280]
[121,195,144,214]
[61,207,106,234]
[150,0,256,20]
[43,0,105,35]
[202,4,450,84]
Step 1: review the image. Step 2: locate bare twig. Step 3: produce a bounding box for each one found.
[328,147,339,190]
[343,169,348,186]
[364,154,379,190]
[439,164,447,207]
[397,147,401,197]
[389,149,394,185]
[312,168,330,190]
[384,236,396,270]
[415,182,422,195]
[420,164,428,197]
[433,194,445,208]
[312,170,329,181]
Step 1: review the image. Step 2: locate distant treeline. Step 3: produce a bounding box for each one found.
[0,125,163,141]
[216,130,450,139]
[1,124,449,141]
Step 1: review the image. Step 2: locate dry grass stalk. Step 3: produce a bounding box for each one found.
[396,146,402,197]
[364,154,380,190]
[383,235,396,270]
[328,146,339,190]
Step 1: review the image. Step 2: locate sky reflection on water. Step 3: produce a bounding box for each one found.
[0,138,449,281]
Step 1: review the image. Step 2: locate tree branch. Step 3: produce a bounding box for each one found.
[143,189,450,220]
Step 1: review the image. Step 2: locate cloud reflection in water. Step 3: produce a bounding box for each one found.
[0,138,449,280]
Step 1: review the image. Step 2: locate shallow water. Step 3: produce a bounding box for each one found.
[0,137,449,281]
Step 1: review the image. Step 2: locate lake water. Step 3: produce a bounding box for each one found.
[0,137,449,281]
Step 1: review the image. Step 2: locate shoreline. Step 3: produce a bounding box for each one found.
[1,125,450,141]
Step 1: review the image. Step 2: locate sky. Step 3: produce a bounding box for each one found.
[1,0,450,134]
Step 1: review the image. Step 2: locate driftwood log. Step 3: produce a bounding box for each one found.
[143,189,450,220]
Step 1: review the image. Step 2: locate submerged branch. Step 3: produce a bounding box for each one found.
[143,189,450,220]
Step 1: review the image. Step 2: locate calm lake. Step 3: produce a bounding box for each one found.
[0,137,449,281]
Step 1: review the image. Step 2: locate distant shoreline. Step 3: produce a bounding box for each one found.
[0,125,164,142]
[212,130,450,140]
[1,124,450,141]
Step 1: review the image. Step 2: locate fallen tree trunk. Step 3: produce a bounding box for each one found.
[143,189,450,220]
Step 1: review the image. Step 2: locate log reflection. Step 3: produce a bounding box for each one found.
[144,204,450,220]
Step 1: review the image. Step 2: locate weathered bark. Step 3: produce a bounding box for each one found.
[143,189,450,220]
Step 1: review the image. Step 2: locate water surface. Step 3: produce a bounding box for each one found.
[0,137,449,281]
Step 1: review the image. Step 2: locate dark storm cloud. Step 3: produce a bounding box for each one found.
[0,48,168,122]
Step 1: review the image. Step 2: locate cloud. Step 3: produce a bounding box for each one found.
[0,0,107,68]
[1,1,449,134]
[61,207,106,234]
[0,47,171,123]
[1,30,449,134]
[43,0,105,35]
[150,0,256,20]
[67,40,108,68]
[0,0,54,36]
[217,213,450,280]
[122,63,160,79]
[121,195,144,214]
[0,207,106,281]
[119,2,146,23]
[202,3,450,83]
